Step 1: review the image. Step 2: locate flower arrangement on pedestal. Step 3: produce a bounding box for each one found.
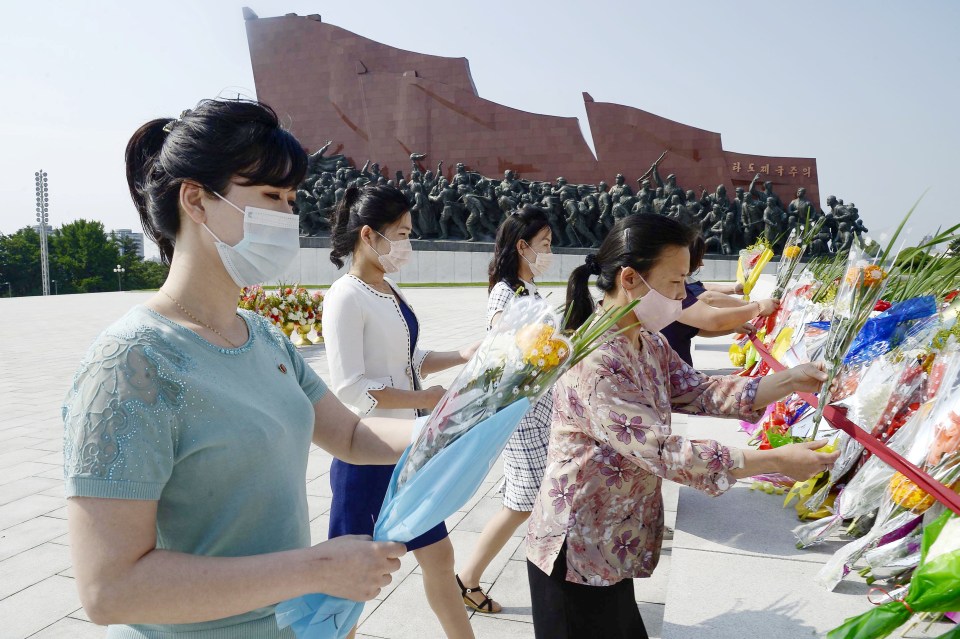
[238,284,324,347]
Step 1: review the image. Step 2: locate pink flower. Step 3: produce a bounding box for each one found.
[609,411,650,445]
[600,456,631,489]
[568,388,585,418]
[612,531,640,563]
[592,443,619,466]
[548,476,575,514]
[698,441,732,473]
[670,363,701,392]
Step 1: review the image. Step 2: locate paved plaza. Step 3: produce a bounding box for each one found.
[0,284,952,638]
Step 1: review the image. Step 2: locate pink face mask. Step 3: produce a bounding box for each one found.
[632,275,683,333]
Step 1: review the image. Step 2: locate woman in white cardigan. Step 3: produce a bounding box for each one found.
[322,184,477,639]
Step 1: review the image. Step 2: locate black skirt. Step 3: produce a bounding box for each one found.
[527,544,649,639]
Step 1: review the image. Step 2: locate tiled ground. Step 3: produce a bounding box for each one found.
[0,284,952,638]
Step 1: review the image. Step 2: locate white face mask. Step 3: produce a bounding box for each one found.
[631,274,683,333]
[203,192,301,288]
[521,242,554,279]
[371,229,413,273]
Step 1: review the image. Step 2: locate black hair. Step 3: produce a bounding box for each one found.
[689,234,707,273]
[488,206,551,294]
[124,98,307,265]
[329,183,410,269]
[565,214,696,330]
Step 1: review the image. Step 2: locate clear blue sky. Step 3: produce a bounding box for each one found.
[2,1,958,259]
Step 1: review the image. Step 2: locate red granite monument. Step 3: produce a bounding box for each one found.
[245,11,819,204]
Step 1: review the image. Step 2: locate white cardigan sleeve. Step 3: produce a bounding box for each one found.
[321,285,391,415]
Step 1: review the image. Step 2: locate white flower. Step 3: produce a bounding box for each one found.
[543,344,552,354]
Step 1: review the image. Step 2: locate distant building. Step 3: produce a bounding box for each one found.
[112,228,144,258]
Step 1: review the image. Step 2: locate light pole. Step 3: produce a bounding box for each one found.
[0,282,10,297]
[52,279,58,295]
[34,170,51,296]
[114,265,125,291]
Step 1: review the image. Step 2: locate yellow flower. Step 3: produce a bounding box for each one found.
[516,323,568,370]
[728,343,746,367]
[889,472,935,512]
[783,245,801,259]
[844,265,887,288]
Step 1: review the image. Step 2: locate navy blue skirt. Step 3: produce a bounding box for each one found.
[328,458,448,551]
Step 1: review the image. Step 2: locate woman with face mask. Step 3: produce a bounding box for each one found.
[63,100,410,638]
[525,214,840,639]
[660,235,780,367]
[323,184,478,639]
[455,206,554,614]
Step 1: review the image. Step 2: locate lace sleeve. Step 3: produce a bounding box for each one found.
[62,332,184,500]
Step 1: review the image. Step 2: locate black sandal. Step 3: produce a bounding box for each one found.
[456,574,501,614]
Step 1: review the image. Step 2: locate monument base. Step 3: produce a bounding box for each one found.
[283,240,768,287]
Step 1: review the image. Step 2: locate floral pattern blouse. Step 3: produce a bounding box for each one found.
[526,323,763,586]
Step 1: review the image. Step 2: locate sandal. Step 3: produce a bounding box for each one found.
[456,574,502,614]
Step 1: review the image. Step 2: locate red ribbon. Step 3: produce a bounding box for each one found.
[867,586,915,614]
[749,335,960,516]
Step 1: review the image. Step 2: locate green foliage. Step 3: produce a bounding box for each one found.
[0,220,168,296]
[0,227,41,296]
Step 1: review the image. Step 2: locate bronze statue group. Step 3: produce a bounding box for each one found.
[296,146,869,255]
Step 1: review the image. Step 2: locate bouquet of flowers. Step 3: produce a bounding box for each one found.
[397,297,630,486]
[737,241,775,301]
[826,510,960,639]
[811,244,893,437]
[276,294,639,639]
[238,284,324,346]
[811,339,960,587]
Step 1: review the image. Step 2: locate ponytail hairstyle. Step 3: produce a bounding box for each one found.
[488,206,550,294]
[124,99,307,265]
[565,214,696,330]
[689,234,707,274]
[329,183,410,269]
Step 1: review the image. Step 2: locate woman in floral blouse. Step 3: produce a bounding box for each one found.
[525,214,839,639]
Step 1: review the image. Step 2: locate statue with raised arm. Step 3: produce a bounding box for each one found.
[748,173,764,203]
[763,180,785,211]
[306,140,347,175]
[409,152,428,176]
[652,164,683,202]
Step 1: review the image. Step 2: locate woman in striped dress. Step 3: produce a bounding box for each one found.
[456,206,555,613]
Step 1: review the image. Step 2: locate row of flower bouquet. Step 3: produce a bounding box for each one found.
[238,284,324,347]
[729,205,960,638]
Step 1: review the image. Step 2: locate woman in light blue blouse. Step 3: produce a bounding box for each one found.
[62,99,410,639]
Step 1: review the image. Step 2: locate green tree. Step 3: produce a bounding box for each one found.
[0,220,169,296]
[126,259,169,289]
[0,228,42,296]
[50,219,121,293]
